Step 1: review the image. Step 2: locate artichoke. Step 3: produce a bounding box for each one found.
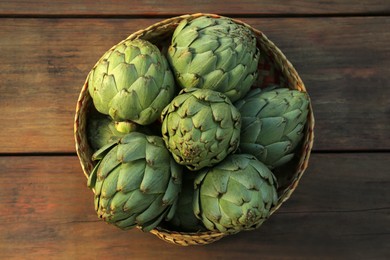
[88,39,176,125]
[168,173,206,232]
[87,132,182,232]
[161,88,241,171]
[167,16,260,102]
[235,86,309,169]
[193,154,278,233]
[87,112,131,151]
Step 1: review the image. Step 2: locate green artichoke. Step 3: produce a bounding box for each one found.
[168,173,206,232]
[87,132,182,232]
[235,86,309,169]
[193,154,278,233]
[87,112,131,151]
[88,39,176,125]
[161,88,241,171]
[167,16,260,102]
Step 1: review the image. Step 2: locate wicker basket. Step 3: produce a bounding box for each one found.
[74,13,315,246]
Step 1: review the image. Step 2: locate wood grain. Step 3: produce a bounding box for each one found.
[0,0,388,16]
[0,154,388,259]
[0,17,389,153]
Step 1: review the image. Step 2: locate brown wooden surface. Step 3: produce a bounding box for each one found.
[0,1,389,16]
[0,154,388,259]
[0,1,389,259]
[1,17,389,153]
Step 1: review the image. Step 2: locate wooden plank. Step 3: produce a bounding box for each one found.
[0,17,389,153]
[0,0,389,16]
[0,154,388,258]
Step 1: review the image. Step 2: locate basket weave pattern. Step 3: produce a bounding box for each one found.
[74,13,314,246]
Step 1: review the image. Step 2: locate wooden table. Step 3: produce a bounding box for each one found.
[1,1,389,259]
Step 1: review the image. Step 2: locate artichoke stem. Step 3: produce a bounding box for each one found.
[115,121,138,134]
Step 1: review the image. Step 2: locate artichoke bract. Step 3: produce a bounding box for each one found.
[87,112,132,151]
[168,173,206,232]
[88,39,176,125]
[161,88,241,171]
[193,154,278,234]
[167,16,260,102]
[87,132,182,232]
[235,86,309,169]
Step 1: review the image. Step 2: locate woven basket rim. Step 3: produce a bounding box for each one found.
[74,13,315,246]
